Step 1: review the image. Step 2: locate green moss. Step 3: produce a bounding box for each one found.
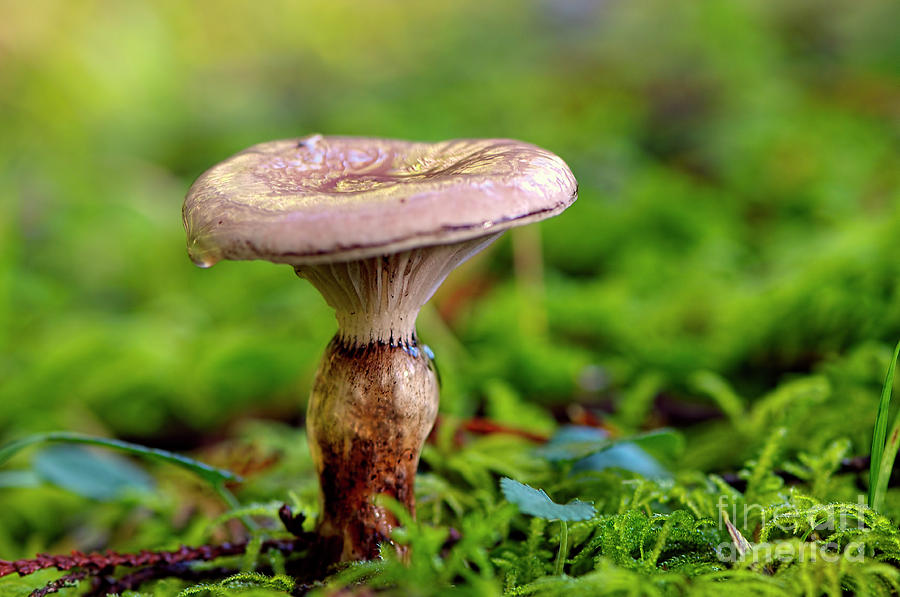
[3,0,900,594]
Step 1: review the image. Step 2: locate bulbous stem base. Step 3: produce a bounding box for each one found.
[306,334,439,562]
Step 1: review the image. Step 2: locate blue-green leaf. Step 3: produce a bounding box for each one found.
[33,445,154,501]
[0,431,240,487]
[0,470,42,489]
[536,426,683,464]
[572,442,670,479]
[500,477,595,521]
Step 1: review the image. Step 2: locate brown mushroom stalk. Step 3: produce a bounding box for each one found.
[183,135,576,563]
[298,236,497,561]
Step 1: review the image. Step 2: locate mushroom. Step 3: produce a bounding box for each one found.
[183,134,577,562]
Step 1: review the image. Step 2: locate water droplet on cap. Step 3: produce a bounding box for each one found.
[188,246,219,268]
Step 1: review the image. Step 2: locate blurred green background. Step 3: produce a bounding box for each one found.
[1,0,899,556]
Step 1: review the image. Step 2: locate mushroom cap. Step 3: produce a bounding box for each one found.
[183,134,577,266]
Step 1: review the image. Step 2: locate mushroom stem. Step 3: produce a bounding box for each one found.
[305,333,436,562]
[296,235,499,562]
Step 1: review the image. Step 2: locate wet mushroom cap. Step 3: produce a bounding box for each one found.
[183,135,577,267]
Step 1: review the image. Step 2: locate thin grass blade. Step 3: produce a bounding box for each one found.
[869,340,900,510]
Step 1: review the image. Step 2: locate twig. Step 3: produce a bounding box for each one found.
[3,501,319,595]
[2,542,238,578]
[460,418,549,443]
[29,570,88,597]
[86,563,230,596]
[1,538,306,580]
[83,563,315,597]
